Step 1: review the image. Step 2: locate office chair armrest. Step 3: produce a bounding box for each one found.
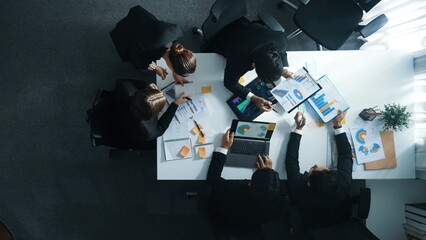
[211,0,232,23]
[257,10,285,33]
[356,14,388,38]
[299,0,310,5]
[358,188,371,219]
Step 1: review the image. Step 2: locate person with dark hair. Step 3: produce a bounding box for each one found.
[285,110,353,209]
[205,18,295,111]
[206,129,288,237]
[110,6,196,84]
[115,80,189,149]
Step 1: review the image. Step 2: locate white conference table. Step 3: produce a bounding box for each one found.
[156,50,415,180]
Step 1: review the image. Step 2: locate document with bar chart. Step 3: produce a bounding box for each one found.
[271,67,321,113]
[307,75,349,123]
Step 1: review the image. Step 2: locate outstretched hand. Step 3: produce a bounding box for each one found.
[332,110,347,128]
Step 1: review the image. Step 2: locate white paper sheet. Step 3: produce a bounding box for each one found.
[350,126,385,164]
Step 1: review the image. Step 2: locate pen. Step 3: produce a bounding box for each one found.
[263,102,278,113]
[184,97,192,101]
[193,119,205,137]
[299,110,305,125]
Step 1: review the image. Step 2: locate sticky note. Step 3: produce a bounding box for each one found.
[201,86,212,93]
[198,147,206,158]
[238,76,245,84]
[198,134,206,144]
[342,118,346,125]
[266,123,276,131]
[179,145,190,157]
[318,119,326,127]
[191,125,203,135]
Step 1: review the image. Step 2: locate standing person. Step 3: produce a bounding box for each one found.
[111,5,197,84]
[115,80,189,149]
[206,129,288,237]
[205,18,296,111]
[285,110,353,209]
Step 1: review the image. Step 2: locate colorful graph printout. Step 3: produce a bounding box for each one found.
[271,67,321,113]
[350,127,385,164]
[235,122,268,138]
[307,75,350,123]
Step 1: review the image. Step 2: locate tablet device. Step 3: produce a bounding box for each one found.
[226,78,277,121]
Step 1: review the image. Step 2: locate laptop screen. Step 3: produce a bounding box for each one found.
[230,120,276,140]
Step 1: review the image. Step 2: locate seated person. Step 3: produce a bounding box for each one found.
[115,80,188,149]
[205,18,296,111]
[206,129,288,237]
[285,111,352,210]
[110,5,196,84]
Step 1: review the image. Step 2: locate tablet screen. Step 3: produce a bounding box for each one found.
[226,78,277,120]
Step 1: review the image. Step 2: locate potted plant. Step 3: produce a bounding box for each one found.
[380,103,412,131]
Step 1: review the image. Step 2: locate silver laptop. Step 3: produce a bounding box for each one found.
[226,119,276,168]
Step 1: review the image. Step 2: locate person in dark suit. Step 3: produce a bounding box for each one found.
[206,18,296,112]
[115,80,189,149]
[206,129,288,237]
[110,6,196,84]
[285,110,352,210]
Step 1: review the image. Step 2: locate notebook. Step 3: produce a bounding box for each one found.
[226,119,276,168]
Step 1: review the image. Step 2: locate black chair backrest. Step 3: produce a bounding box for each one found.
[201,0,247,41]
[86,88,124,148]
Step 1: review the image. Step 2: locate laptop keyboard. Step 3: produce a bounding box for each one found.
[231,140,266,155]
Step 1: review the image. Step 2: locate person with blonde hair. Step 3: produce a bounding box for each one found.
[115,80,189,149]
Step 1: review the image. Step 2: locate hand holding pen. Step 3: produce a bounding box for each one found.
[173,92,190,105]
[295,111,306,130]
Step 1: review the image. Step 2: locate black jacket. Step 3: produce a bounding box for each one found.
[285,132,353,208]
[206,151,287,232]
[115,80,178,148]
[207,18,289,98]
[110,5,183,69]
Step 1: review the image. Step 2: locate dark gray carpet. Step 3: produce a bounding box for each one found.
[0,0,361,239]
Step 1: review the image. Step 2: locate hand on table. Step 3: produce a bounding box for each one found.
[251,95,275,112]
[256,154,273,169]
[154,66,168,80]
[332,110,347,128]
[221,129,234,149]
[294,111,306,130]
[173,72,189,85]
[282,69,305,80]
[173,92,190,105]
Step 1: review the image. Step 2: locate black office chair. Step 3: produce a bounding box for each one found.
[194,0,286,51]
[194,184,267,240]
[86,88,147,160]
[281,0,387,50]
[290,188,379,240]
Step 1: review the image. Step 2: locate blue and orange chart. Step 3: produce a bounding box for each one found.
[235,122,268,138]
[271,67,321,113]
[307,75,349,123]
[350,127,385,164]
